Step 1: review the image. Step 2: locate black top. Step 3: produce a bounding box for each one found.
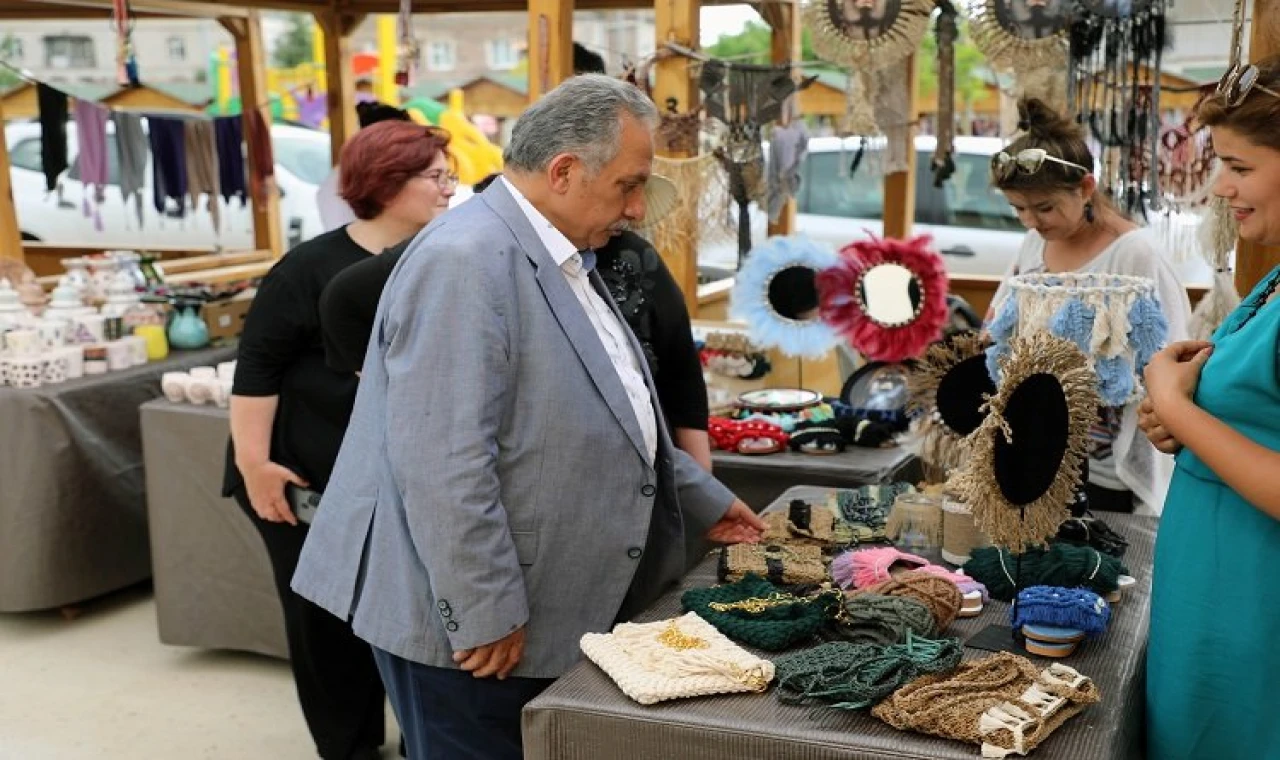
[222,227,373,496]
[318,229,709,431]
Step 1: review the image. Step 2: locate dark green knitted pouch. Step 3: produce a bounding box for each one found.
[682,573,838,651]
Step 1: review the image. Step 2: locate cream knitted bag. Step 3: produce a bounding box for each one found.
[580,612,775,705]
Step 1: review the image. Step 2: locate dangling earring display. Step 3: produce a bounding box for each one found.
[1084,201,1096,224]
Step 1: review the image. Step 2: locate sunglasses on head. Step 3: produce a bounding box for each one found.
[1216,63,1280,108]
[990,148,1090,183]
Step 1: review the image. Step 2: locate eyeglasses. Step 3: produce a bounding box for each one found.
[1216,63,1280,108]
[420,170,460,191]
[990,148,1090,183]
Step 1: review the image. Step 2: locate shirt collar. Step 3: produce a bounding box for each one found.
[501,176,580,269]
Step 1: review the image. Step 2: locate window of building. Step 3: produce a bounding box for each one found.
[485,38,519,71]
[167,36,186,62]
[43,35,95,69]
[426,40,455,72]
[1,35,24,62]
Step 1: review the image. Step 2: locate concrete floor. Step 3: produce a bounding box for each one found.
[0,585,400,760]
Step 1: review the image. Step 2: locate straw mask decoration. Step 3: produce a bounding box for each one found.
[951,332,1100,552]
[964,0,1071,108]
[906,330,997,480]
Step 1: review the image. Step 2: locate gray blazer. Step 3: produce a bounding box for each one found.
[291,180,735,678]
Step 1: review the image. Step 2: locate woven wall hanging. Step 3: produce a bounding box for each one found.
[731,236,841,358]
[964,0,1070,109]
[952,331,1099,552]
[906,330,997,481]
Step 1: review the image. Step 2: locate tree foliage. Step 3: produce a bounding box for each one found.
[273,13,315,68]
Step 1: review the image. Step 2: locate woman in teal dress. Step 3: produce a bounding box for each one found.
[1141,56,1280,759]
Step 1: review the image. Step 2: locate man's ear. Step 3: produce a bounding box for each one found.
[547,153,576,195]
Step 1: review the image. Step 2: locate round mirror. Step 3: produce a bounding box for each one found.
[858,263,923,328]
[994,0,1071,41]
[768,265,821,321]
[828,0,905,42]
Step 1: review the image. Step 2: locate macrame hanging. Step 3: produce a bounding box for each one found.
[1188,196,1243,339]
[1067,0,1168,217]
[395,0,419,87]
[806,0,933,174]
[1150,99,1218,263]
[646,154,737,267]
[932,0,959,187]
[111,0,140,87]
[964,0,1070,109]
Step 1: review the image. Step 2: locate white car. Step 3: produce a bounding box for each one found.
[700,134,1211,286]
[6,119,329,251]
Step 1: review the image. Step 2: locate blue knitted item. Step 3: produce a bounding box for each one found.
[1095,355,1135,406]
[1012,585,1111,638]
[1127,294,1169,369]
[1049,299,1097,352]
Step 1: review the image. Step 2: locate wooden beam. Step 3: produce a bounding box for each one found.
[653,0,700,314]
[527,0,574,102]
[222,11,284,258]
[763,0,800,238]
[315,10,364,166]
[882,56,918,240]
[15,0,247,17]
[0,96,22,264]
[1237,0,1280,294]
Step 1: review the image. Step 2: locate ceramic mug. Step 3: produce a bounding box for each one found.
[216,361,237,382]
[161,371,191,403]
[123,335,148,367]
[105,339,132,372]
[216,377,233,408]
[42,354,68,385]
[187,377,217,405]
[189,366,217,381]
[71,314,106,344]
[38,319,68,349]
[0,355,12,386]
[9,355,44,389]
[59,346,84,379]
[5,328,39,354]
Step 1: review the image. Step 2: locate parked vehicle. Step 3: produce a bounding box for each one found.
[6,119,329,251]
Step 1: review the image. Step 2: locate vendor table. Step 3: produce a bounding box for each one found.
[524,485,1155,760]
[0,346,236,612]
[712,447,922,508]
[140,400,286,658]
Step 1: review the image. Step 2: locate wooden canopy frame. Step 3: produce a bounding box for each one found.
[0,0,1275,301]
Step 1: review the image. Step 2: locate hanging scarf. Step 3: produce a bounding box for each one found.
[184,119,221,232]
[36,83,68,194]
[766,120,809,223]
[72,99,109,231]
[112,111,148,227]
[213,116,247,206]
[147,115,188,217]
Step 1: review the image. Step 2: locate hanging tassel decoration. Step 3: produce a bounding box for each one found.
[112,0,140,87]
[395,0,418,87]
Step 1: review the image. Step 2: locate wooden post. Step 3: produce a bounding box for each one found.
[314,10,364,167]
[762,0,801,237]
[0,97,23,263]
[527,0,574,103]
[1237,0,1280,293]
[653,0,700,313]
[882,56,918,240]
[221,12,283,257]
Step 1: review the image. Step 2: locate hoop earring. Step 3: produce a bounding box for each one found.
[1084,201,1096,224]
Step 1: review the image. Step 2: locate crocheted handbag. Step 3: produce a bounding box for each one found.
[682,573,838,651]
[580,612,775,705]
[718,542,828,587]
[871,653,1100,758]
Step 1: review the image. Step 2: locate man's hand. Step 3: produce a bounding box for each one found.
[706,499,766,544]
[241,460,307,525]
[1137,395,1182,455]
[453,627,525,680]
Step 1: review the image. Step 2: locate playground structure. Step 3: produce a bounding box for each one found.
[207,15,503,185]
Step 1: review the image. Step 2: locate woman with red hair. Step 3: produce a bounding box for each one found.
[224,121,454,760]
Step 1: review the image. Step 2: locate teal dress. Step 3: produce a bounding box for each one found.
[1147,266,1280,759]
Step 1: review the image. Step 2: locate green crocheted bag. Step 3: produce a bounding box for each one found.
[682,573,838,652]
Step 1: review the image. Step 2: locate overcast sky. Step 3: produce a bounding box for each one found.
[700,4,762,46]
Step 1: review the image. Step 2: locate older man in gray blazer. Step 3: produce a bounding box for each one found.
[291,74,763,759]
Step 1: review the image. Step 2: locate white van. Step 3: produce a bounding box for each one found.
[6,119,328,251]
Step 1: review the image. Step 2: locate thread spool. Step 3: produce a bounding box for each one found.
[941,497,991,566]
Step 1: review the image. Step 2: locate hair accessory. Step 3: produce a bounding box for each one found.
[775,633,963,711]
[682,574,838,651]
[580,612,774,704]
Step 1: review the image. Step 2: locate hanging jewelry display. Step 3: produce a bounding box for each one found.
[932,0,959,187]
[964,0,1070,108]
[730,236,841,358]
[805,0,933,173]
[986,272,1168,407]
[1066,0,1168,216]
[816,235,950,363]
[952,332,1099,552]
[906,331,997,481]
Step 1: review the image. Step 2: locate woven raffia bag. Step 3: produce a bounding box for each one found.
[760,499,838,548]
[719,542,828,586]
[580,612,774,705]
[872,653,1100,757]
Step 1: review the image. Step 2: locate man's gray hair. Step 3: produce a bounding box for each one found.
[504,74,659,174]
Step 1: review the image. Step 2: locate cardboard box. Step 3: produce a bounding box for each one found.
[202,290,255,340]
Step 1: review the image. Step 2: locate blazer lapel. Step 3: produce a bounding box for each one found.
[480,182,651,464]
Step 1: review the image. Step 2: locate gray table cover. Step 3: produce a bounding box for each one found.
[141,400,286,658]
[0,346,236,612]
[712,447,921,508]
[524,485,1154,760]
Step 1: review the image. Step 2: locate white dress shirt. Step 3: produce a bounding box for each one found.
[502,177,658,464]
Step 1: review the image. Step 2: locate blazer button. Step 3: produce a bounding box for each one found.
[440,608,452,618]
[446,621,459,632]
[627,547,643,559]
[641,484,656,497]
[437,600,449,610]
